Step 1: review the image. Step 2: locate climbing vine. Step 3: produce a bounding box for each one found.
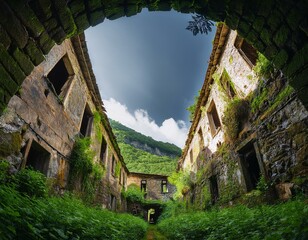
[68,137,104,203]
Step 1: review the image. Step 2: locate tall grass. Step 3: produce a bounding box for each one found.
[158,200,308,240]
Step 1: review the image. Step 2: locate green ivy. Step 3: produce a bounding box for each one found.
[122,184,144,203]
[253,53,275,79]
[93,111,103,142]
[168,171,191,200]
[222,98,250,142]
[68,137,104,204]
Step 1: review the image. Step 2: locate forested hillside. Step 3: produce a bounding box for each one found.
[110,120,181,175]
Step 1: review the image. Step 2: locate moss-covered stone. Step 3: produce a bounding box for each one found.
[89,10,105,26]
[0,44,26,85]
[48,26,66,44]
[267,10,283,31]
[225,13,240,30]
[74,13,90,33]
[105,6,125,20]
[0,64,19,95]
[272,49,288,70]
[30,0,53,21]
[69,0,86,17]
[289,68,308,90]
[257,0,273,18]
[260,28,271,45]
[54,0,77,38]
[286,7,302,31]
[0,130,22,158]
[0,1,28,48]
[237,21,251,38]
[87,0,103,11]
[226,0,244,16]
[38,31,55,55]
[125,4,143,17]
[0,25,11,50]
[263,45,278,60]
[12,47,34,75]
[25,39,45,66]
[273,25,290,48]
[157,1,172,12]
[7,0,44,38]
[252,16,265,33]
[283,44,308,77]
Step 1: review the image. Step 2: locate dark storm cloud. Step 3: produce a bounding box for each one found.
[85,9,215,125]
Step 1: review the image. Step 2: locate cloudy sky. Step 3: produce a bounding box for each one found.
[85,10,215,148]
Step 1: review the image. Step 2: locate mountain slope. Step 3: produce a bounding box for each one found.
[110,119,181,175]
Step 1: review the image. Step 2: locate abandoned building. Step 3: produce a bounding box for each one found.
[0,32,129,211]
[178,23,308,206]
[126,172,176,223]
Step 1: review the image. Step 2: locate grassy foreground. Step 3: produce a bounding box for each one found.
[0,185,147,239]
[158,200,308,240]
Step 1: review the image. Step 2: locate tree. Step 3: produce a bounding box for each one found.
[186,14,214,35]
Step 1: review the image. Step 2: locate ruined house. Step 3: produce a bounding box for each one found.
[178,24,308,206]
[0,33,128,212]
[126,172,176,223]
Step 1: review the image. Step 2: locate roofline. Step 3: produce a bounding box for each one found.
[71,33,129,173]
[129,172,169,178]
[178,23,230,169]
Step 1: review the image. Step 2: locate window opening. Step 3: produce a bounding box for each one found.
[209,175,219,204]
[141,180,147,192]
[110,194,116,211]
[25,140,50,176]
[80,104,93,137]
[100,136,107,164]
[161,180,168,193]
[238,142,261,192]
[198,128,204,151]
[220,69,236,99]
[190,150,193,164]
[46,55,74,98]
[234,36,258,67]
[111,155,116,176]
[207,101,221,137]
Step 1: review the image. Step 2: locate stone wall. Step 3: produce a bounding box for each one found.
[0,0,307,114]
[180,27,308,206]
[0,35,129,211]
[127,172,175,201]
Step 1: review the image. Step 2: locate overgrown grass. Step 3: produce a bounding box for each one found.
[0,184,147,239]
[158,200,308,240]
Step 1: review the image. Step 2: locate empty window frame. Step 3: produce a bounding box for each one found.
[110,194,116,211]
[80,104,93,137]
[111,155,116,176]
[209,175,219,204]
[141,180,147,192]
[234,35,258,67]
[238,142,262,192]
[46,55,74,98]
[207,101,221,137]
[198,128,204,151]
[25,140,50,176]
[220,69,236,99]
[190,150,193,164]
[161,180,168,193]
[100,136,107,164]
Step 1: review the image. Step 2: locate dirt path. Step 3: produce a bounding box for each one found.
[144,225,167,240]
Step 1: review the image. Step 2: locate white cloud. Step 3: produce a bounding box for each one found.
[103,98,188,148]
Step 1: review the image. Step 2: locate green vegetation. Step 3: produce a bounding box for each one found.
[110,120,179,175]
[222,98,250,142]
[158,200,308,240]
[68,137,104,203]
[93,111,103,142]
[253,53,275,79]
[118,142,177,175]
[122,184,145,203]
[0,184,147,239]
[110,119,181,157]
[186,91,200,121]
[168,171,191,199]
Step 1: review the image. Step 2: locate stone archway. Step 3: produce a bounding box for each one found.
[0,0,307,112]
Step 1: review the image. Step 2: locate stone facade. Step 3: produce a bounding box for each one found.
[0,0,307,115]
[179,24,308,206]
[127,172,175,201]
[0,33,128,212]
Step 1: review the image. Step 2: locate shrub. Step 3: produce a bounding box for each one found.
[222,98,250,142]
[0,185,147,239]
[14,168,47,198]
[158,200,308,240]
[0,159,10,184]
[122,184,144,203]
[168,171,191,200]
[253,53,275,79]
